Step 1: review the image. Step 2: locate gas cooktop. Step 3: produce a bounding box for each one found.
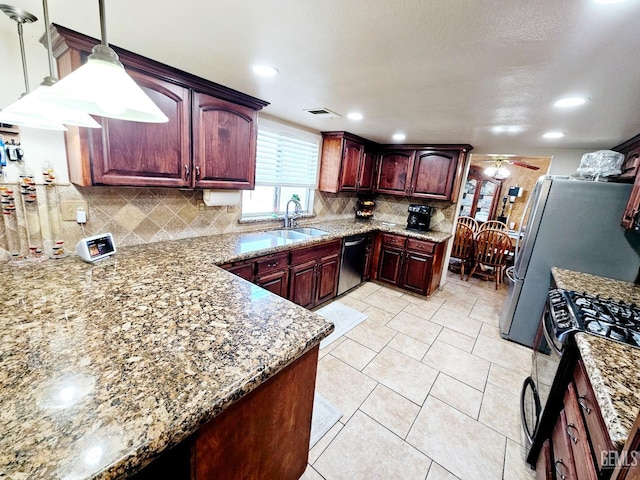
[564,291,640,348]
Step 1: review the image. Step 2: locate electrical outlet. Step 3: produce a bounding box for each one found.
[61,201,89,221]
[226,205,236,213]
[197,201,205,211]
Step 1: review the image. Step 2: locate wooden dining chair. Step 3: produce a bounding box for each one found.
[449,222,475,280]
[457,216,479,233]
[478,220,508,232]
[467,229,513,289]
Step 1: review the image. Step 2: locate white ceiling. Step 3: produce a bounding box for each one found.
[2,0,640,153]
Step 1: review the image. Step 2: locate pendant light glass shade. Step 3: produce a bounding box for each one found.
[3,84,101,128]
[0,107,67,131]
[42,47,168,123]
[484,165,511,179]
[40,0,168,123]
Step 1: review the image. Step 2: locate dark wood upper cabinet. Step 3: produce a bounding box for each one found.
[49,24,267,188]
[192,93,257,189]
[319,132,378,194]
[376,150,414,195]
[375,145,470,200]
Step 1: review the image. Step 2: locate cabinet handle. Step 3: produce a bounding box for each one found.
[566,423,578,444]
[578,395,591,414]
[184,165,190,179]
[195,165,201,180]
[555,459,567,480]
[267,262,278,268]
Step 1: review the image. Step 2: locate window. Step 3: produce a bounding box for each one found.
[242,119,320,219]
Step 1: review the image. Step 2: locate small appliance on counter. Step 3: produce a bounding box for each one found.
[75,233,116,263]
[406,204,432,232]
[355,198,375,219]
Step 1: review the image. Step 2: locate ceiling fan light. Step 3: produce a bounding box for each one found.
[41,54,168,123]
[484,165,511,179]
[4,85,101,128]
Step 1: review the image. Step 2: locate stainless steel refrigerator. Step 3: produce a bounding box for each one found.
[499,176,640,348]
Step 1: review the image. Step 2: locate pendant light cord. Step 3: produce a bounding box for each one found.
[98,0,108,47]
[41,0,56,80]
[16,22,29,93]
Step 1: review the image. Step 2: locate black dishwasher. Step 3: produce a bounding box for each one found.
[337,235,370,295]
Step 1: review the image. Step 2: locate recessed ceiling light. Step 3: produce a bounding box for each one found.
[593,0,627,4]
[251,65,279,77]
[392,133,406,141]
[554,97,589,107]
[347,112,363,121]
[543,131,565,139]
[491,125,524,135]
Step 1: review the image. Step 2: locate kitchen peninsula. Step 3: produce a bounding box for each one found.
[1,219,450,479]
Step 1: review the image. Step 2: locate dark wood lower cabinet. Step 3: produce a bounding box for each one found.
[552,409,579,480]
[255,270,289,297]
[536,440,553,480]
[132,346,318,480]
[288,240,341,309]
[289,260,317,309]
[377,246,403,285]
[316,252,340,305]
[402,251,433,295]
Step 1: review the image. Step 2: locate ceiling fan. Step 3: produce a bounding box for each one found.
[482,155,540,179]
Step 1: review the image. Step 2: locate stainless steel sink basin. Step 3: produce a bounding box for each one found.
[266,229,310,240]
[291,227,329,237]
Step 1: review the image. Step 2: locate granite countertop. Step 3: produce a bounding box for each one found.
[551,267,640,450]
[0,238,334,479]
[212,219,452,265]
[0,219,450,479]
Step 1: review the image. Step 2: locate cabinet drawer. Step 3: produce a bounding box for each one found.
[536,439,553,480]
[406,238,435,254]
[564,383,598,480]
[255,252,289,275]
[573,360,615,473]
[552,410,579,480]
[380,233,406,248]
[290,240,341,266]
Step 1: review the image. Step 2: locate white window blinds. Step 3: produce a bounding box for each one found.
[255,129,319,187]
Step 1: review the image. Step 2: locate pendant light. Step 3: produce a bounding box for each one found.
[0,2,101,129]
[40,0,168,123]
[0,4,66,131]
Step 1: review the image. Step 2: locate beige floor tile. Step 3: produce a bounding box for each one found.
[487,363,529,396]
[336,295,370,312]
[330,338,377,371]
[345,319,397,352]
[407,396,506,480]
[479,322,503,340]
[504,438,536,480]
[319,336,346,359]
[473,334,532,376]
[373,284,406,297]
[436,328,476,353]
[387,333,431,360]
[401,300,442,321]
[300,465,324,480]
[399,290,441,304]
[469,297,505,325]
[426,462,461,480]
[434,281,476,298]
[308,421,344,464]
[315,355,377,421]
[430,373,483,419]
[361,305,396,326]
[439,294,478,317]
[361,290,410,315]
[363,347,438,405]
[422,340,490,391]
[360,384,421,438]
[467,282,508,300]
[386,311,443,344]
[430,309,483,338]
[314,411,432,480]
[478,382,524,445]
[347,281,383,300]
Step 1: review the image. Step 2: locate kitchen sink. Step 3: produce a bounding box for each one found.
[291,227,329,237]
[266,229,310,240]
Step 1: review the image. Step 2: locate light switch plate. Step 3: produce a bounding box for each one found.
[61,201,89,221]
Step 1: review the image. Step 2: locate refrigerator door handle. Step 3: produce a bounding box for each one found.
[514,176,545,275]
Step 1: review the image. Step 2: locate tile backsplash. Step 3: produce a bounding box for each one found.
[0,183,455,261]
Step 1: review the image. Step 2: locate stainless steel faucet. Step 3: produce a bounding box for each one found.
[284,198,302,228]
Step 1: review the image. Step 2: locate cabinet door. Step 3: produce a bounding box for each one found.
[90,69,191,187]
[411,150,459,200]
[357,147,377,193]
[401,251,432,295]
[222,262,254,282]
[552,410,579,480]
[564,383,598,480]
[339,139,364,192]
[619,146,640,181]
[316,254,340,305]
[256,270,289,298]
[289,260,317,309]
[192,92,257,189]
[376,151,414,195]
[377,246,404,285]
[622,170,640,230]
